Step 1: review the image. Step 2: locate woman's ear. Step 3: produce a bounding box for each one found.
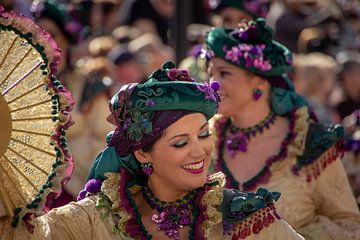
[134,149,152,164]
[253,75,270,90]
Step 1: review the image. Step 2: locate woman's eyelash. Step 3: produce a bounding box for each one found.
[172,141,188,148]
[171,131,212,148]
[220,71,231,77]
[199,131,212,138]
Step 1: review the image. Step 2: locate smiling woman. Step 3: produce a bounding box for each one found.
[0,61,304,239]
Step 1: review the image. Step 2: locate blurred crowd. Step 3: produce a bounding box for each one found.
[2,0,360,205]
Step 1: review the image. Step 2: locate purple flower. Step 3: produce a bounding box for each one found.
[152,204,191,240]
[200,48,215,60]
[223,43,272,71]
[167,69,178,80]
[77,189,87,201]
[226,133,248,157]
[197,83,219,101]
[84,179,102,193]
[167,68,195,82]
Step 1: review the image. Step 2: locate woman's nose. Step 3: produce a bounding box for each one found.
[189,139,207,158]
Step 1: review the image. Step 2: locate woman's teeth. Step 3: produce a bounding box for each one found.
[182,160,204,170]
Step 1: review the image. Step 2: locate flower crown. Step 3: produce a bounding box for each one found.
[204,18,293,76]
[223,20,273,71]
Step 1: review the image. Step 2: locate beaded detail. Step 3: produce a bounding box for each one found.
[226,111,276,157]
[142,183,198,240]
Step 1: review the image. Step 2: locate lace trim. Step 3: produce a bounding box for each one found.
[201,172,224,238]
[287,106,309,157]
[98,172,134,235]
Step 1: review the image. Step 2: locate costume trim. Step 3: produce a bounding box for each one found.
[97,169,226,239]
[226,204,281,239]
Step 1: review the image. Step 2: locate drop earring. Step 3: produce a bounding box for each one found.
[141,162,153,176]
[253,88,262,101]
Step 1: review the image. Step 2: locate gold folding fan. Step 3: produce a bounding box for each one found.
[0,6,74,227]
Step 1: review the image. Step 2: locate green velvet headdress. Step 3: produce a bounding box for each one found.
[209,0,270,18]
[206,18,293,77]
[204,18,308,115]
[87,61,220,181]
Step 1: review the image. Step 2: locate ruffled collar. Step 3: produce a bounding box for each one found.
[214,106,310,191]
[97,169,225,239]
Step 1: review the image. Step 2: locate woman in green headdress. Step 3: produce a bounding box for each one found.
[0,61,304,240]
[205,18,360,239]
[209,0,271,28]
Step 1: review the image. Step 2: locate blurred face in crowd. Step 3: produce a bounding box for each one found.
[217,7,253,28]
[135,113,213,197]
[343,67,360,99]
[115,60,144,85]
[37,18,70,72]
[152,0,175,17]
[208,58,269,117]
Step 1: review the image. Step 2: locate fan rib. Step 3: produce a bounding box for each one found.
[8,147,48,175]
[12,128,50,137]
[10,98,52,113]
[7,83,44,104]
[0,36,18,71]
[2,154,39,193]
[12,116,53,121]
[0,47,32,88]
[10,138,56,157]
[0,157,29,204]
[2,60,42,95]
[0,173,16,217]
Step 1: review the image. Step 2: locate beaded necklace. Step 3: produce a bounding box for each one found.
[142,183,198,240]
[226,111,276,157]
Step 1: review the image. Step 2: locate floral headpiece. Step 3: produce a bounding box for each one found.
[107,61,220,156]
[205,18,293,78]
[31,0,87,44]
[209,0,270,18]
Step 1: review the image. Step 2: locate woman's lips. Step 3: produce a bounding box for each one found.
[181,160,204,174]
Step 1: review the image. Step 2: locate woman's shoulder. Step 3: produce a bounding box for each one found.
[220,187,284,238]
[289,106,346,179]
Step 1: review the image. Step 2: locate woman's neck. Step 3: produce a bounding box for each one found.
[230,102,272,128]
[147,177,188,203]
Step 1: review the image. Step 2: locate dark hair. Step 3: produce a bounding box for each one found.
[142,133,163,152]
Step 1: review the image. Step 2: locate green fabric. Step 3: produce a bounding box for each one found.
[221,187,281,223]
[87,146,142,181]
[206,19,293,77]
[270,77,308,115]
[131,81,217,119]
[296,123,345,170]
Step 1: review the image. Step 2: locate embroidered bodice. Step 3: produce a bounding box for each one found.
[0,171,303,240]
[213,106,360,239]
